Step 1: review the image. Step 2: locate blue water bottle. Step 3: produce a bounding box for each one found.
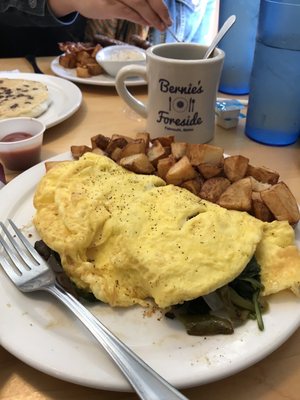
[218,0,260,95]
[245,0,300,146]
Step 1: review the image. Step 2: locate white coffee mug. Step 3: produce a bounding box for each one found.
[115,42,224,143]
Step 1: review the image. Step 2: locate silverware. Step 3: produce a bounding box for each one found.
[0,220,188,400]
[203,15,236,59]
[25,54,44,74]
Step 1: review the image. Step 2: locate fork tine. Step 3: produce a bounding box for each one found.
[8,219,41,262]
[0,228,26,272]
[0,251,22,280]
[0,222,36,270]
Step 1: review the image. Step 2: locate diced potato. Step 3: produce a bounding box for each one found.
[76,51,94,64]
[110,147,123,162]
[171,142,187,160]
[80,57,96,65]
[90,134,110,150]
[91,44,102,58]
[165,156,197,185]
[59,53,77,69]
[186,143,224,166]
[199,177,231,203]
[106,137,128,155]
[76,66,91,78]
[136,132,150,148]
[251,191,261,202]
[260,182,300,224]
[249,176,271,192]
[119,140,146,159]
[247,164,279,184]
[152,136,174,147]
[147,139,168,165]
[58,43,104,78]
[218,177,252,211]
[91,147,106,156]
[157,156,176,180]
[111,134,134,143]
[119,154,155,174]
[87,63,104,76]
[224,155,249,182]
[71,145,92,159]
[181,177,203,195]
[251,192,274,222]
[197,162,223,179]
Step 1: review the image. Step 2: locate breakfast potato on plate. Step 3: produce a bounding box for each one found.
[58,42,104,78]
[69,132,300,225]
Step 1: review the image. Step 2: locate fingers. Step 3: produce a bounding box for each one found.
[115,3,154,27]
[120,0,172,30]
[114,2,158,28]
[148,0,172,28]
[62,0,172,31]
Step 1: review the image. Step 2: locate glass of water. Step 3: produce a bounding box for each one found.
[245,0,300,146]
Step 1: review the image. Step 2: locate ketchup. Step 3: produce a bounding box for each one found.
[0,132,33,143]
[0,131,41,171]
[0,132,32,142]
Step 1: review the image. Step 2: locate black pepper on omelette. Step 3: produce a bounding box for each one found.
[33,152,300,311]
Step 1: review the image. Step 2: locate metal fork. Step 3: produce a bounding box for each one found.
[0,220,188,400]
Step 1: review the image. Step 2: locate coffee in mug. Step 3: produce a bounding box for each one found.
[115,42,224,143]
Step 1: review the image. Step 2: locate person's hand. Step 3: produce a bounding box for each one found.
[49,0,172,31]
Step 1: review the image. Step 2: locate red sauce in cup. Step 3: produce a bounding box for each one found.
[0,132,41,171]
[0,132,33,142]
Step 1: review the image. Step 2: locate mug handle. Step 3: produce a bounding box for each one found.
[115,65,148,118]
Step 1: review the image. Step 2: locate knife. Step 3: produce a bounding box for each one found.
[25,54,44,74]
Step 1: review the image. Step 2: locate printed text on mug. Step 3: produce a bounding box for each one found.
[157,78,204,132]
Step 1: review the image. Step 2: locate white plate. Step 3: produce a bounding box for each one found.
[0,153,299,391]
[51,56,147,87]
[0,72,82,128]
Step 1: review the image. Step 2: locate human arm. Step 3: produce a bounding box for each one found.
[0,0,77,27]
[0,0,171,30]
[48,0,172,31]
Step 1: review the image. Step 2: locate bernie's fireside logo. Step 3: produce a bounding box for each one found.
[156,78,204,132]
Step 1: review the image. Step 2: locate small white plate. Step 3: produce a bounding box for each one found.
[51,56,147,87]
[0,153,299,391]
[0,72,82,128]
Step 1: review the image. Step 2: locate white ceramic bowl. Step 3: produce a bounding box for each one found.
[96,45,146,77]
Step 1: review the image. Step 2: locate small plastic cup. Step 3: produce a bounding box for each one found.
[0,162,6,188]
[0,117,45,171]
